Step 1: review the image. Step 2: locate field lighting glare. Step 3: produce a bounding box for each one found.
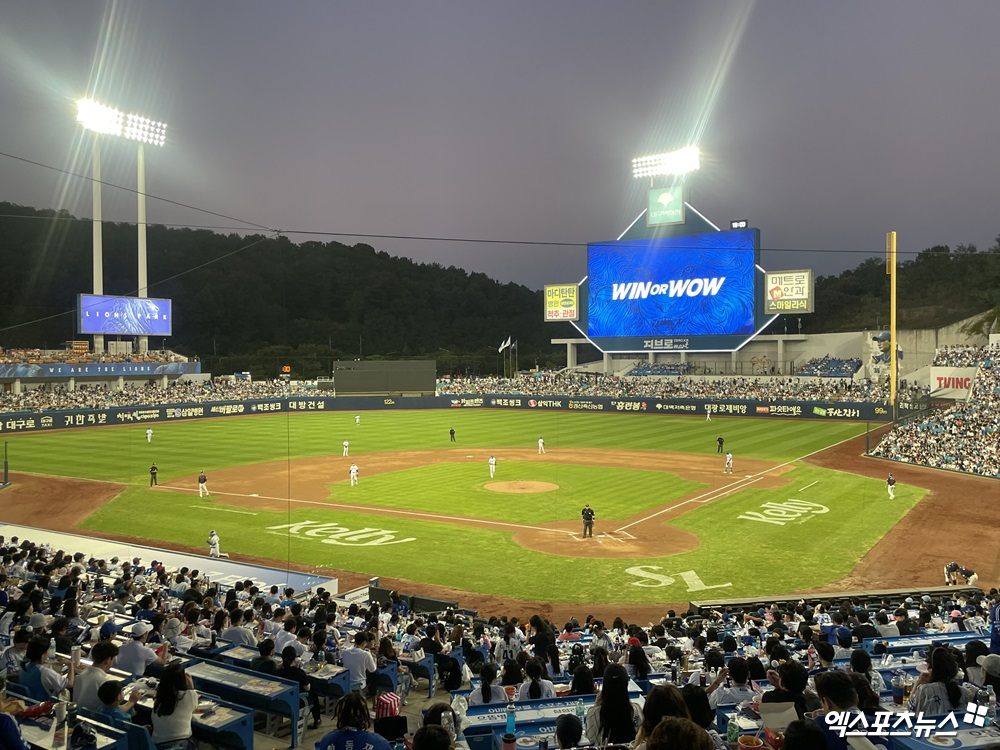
[632,146,700,178]
[76,98,167,146]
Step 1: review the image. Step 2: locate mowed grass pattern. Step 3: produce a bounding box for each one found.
[2,409,913,604]
[326,462,706,524]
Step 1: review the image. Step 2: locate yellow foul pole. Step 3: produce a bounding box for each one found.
[886,231,897,415]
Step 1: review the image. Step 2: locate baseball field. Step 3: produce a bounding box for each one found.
[6,405,982,620]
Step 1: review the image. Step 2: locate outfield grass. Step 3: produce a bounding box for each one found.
[4,409,914,604]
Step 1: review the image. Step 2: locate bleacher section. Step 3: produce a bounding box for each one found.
[795,355,862,378]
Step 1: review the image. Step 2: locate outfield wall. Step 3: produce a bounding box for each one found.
[0,393,890,434]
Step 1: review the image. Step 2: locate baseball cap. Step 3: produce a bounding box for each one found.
[627,637,641,647]
[28,613,48,629]
[979,654,1000,678]
[131,622,153,637]
[950,610,963,619]
[904,597,914,604]
[873,331,891,341]
[921,595,932,604]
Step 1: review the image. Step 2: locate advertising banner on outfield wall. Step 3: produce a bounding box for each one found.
[929,367,978,400]
[0,392,890,434]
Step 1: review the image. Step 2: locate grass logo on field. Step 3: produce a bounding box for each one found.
[813,406,827,416]
[738,499,830,526]
[266,521,416,546]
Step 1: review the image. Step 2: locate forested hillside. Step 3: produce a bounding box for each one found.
[0,203,574,374]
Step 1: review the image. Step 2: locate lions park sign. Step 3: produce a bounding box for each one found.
[267,521,415,546]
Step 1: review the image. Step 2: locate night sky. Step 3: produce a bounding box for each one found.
[2,1,999,289]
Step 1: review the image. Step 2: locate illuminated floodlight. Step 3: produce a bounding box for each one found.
[632,146,700,178]
[76,98,166,146]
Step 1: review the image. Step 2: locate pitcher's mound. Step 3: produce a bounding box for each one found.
[485,481,559,494]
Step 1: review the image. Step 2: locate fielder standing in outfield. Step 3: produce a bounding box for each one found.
[198,471,209,497]
[349,462,359,486]
[538,437,545,454]
[343,439,349,457]
[146,427,153,443]
[355,414,360,425]
[724,451,733,475]
[149,463,158,487]
[488,455,496,478]
[886,473,896,500]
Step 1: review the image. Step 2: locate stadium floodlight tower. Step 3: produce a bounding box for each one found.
[76,98,167,354]
[632,145,700,182]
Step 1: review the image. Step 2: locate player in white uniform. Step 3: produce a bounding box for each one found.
[488,455,496,478]
[538,437,545,454]
[355,415,360,425]
[349,463,359,486]
[706,407,712,422]
[145,427,153,443]
[207,530,229,559]
[343,440,349,457]
[724,451,733,475]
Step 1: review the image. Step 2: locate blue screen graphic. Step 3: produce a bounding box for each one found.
[78,295,173,336]
[587,231,757,338]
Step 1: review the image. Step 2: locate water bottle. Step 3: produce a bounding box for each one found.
[977,686,990,719]
[988,685,997,724]
[670,662,678,683]
[67,702,78,729]
[47,637,57,662]
[727,716,740,744]
[575,697,586,729]
[506,701,516,734]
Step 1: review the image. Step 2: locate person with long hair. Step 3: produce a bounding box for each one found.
[545,644,563,680]
[316,693,391,750]
[626,644,651,680]
[276,645,322,729]
[585,664,641,745]
[527,615,554,659]
[634,685,689,750]
[19,636,74,702]
[680,684,728,750]
[517,657,556,700]
[909,646,967,714]
[469,662,507,706]
[848,672,881,716]
[646,716,713,750]
[849,648,885,693]
[500,658,523,686]
[151,662,198,749]
[591,646,611,677]
[569,665,595,696]
[964,640,990,686]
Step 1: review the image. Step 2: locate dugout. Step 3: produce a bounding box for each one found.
[327,360,435,396]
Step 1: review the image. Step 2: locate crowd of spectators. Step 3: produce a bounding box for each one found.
[630,363,695,377]
[1,530,995,749]
[872,356,1000,477]
[0,379,314,414]
[795,356,862,378]
[437,373,890,402]
[933,343,1000,368]
[0,348,184,365]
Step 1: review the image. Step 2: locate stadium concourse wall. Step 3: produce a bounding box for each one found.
[0,393,890,435]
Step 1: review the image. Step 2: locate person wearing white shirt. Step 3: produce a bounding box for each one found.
[468,663,508,706]
[706,657,757,709]
[220,610,258,647]
[74,640,119,711]
[151,663,199,748]
[340,632,377,691]
[272,619,298,654]
[517,659,556,701]
[115,621,167,678]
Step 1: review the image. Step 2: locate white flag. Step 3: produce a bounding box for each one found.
[499,337,510,353]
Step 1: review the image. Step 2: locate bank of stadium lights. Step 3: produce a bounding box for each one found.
[632,146,700,179]
[76,98,167,146]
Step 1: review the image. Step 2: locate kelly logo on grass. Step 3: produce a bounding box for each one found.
[738,499,829,526]
[267,521,416,546]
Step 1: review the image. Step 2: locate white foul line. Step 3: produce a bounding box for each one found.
[189,505,258,515]
[161,485,575,536]
[615,430,862,533]
[798,481,819,492]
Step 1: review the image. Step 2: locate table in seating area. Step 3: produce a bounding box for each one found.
[184,659,301,748]
[126,686,255,750]
[9,700,128,750]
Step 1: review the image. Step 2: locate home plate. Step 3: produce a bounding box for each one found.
[467,455,474,458]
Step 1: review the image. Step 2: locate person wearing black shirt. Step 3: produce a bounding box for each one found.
[251,639,278,675]
[852,610,879,642]
[276,646,322,728]
[716,436,725,454]
[581,505,595,538]
[149,464,158,487]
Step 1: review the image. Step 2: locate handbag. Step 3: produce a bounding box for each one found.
[410,648,425,661]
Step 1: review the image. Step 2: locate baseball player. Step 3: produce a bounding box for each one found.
[716,436,724,454]
[581,504,595,538]
[488,455,496,478]
[886,473,896,500]
[343,439,349,457]
[349,463,359,486]
[945,562,978,586]
[198,471,209,497]
[538,437,545,454]
[149,463,158,487]
[145,427,153,444]
[706,407,712,422]
[355,414,360,426]
[724,451,733,475]
[449,428,456,443]
[207,530,229,559]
